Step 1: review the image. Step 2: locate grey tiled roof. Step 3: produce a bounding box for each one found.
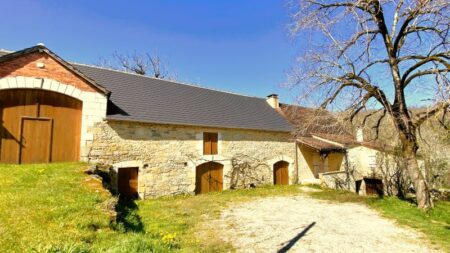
[0,48,293,132]
[73,64,293,132]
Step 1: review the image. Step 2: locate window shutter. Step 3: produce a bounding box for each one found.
[203,132,218,155]
[203,133,211,155]
[211,133,218,155]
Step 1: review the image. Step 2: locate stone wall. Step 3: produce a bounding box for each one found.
[320,171,356,191]
[344,146,380,177]
[88,120,296,198]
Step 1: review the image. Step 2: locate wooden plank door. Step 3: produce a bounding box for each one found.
[274,161,289,185]
[195,162,223,194]
[0,89,82,164]
[118,167,139,199]
[209,163,223,192]
[195,163,210,194]
[19,118,53,164]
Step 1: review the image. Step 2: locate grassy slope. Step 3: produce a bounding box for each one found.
[0,163,177,252]
[0,163,110,252]
[308,189,450,252]
[0,163,304,252]
[1,163,448,252]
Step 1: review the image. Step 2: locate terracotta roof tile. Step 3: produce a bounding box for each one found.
[297,137,345,152]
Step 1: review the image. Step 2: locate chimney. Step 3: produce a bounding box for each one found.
[356,127,364,142]
[266,94,279,109]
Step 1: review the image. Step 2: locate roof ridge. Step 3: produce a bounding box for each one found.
[2,48,264,100]
[71,62,265,100]
[3,48,270,101]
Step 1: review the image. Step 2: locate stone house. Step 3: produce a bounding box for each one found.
[0,45,387,198]
[280,104,390,196]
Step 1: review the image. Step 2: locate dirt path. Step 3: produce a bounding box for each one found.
[215,196,440,253]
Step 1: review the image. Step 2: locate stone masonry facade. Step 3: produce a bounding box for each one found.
[87,120,296,198]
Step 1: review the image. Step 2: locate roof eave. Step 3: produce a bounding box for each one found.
[297,139,346,153]
[105,116,293,133]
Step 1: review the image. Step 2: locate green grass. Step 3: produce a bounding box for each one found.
[1,163,448,252]
[0,163,110,252]
[0,163,303,252]
[308,188,450,252]
[0,163,182,252]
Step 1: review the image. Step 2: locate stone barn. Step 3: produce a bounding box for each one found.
[0,45,391,198]
[0,45,297,198]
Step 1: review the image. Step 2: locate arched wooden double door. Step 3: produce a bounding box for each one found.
[274,161,289,185]
[195,162,223,194]
[0,89,82,164]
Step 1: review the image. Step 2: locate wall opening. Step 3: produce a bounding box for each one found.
[118,167,139,199]
[364,178,383,196]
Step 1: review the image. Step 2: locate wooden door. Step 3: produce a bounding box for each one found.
[19,118,53,164]
[274,161,289,185]
[196,164,210,194]
[118,167,139,199]
[365,178,383,196]
[0,89,82,163]
[209,164,223,192]
[195,162,223,194]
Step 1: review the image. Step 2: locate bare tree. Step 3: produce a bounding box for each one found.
[99,51,171,79]
[288,0,449,209]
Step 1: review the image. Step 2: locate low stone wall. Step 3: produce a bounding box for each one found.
[87,120,296,198]
[320,171,356,191]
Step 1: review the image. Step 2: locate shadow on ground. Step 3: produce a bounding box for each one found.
[112,198,145,233]
[277,222,316,253]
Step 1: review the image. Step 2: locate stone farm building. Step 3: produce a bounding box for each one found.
[0,45,387,198]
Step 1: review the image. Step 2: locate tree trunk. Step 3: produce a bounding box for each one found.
[401,139,434,209]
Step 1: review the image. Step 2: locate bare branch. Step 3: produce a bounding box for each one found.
[403,68,449,88]
[98,51,171,79]
[413,102,450,128]
[288,0,449,209]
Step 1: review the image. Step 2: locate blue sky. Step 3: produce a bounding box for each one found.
[1,0,299,103]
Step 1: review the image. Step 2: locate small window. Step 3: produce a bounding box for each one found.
[203,132,218,155]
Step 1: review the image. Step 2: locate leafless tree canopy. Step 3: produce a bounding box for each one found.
[288,0,449,209]
[99,51,171,79]
[280,104,350,137]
